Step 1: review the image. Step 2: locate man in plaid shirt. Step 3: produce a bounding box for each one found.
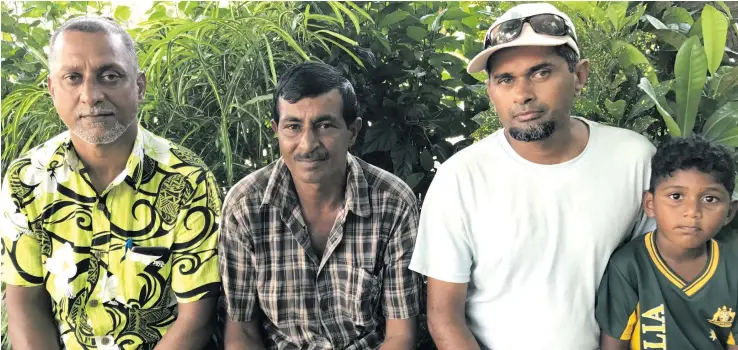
[218,62,421,350]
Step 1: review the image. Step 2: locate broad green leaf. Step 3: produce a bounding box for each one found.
[605,99,626,120]
[716,1,732,18]
[624,4,647,30]
[713,126,738,147]
[653,29,687,49]
[606,2,628,31]
[430,9,447,32]
[701,5,729,75]
[687,16,702,38]
[420,150,434,171]
[710,66,738,99]
[663,6,694,26]
[611,40,658,85]
[407,26,428,42]
[702,101,738,140]
[674,36,707,136]
[420,13,435,26]
[461,15,478,30]
[378,10,409,28]
[391,142,419,178]
[638,78,681,137]
[629,80,673,119]
[362,124,397,154]
[642,14,668,29]
[404,172,425,189]
[114,6,131,22]
[442,8,469,21]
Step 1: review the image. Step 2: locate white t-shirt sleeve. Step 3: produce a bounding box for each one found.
[630,209,655,239]
[409,166,473,283]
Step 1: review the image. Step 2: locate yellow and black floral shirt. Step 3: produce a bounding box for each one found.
[1,127,222,350]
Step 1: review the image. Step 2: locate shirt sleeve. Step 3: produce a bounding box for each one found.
[409,166,473,283]
[595,259,640,340]
[170,171,222,303]
[1,162,44,286]
[382,199,421,320]
[630,208,655,240]
[217,185,258,322]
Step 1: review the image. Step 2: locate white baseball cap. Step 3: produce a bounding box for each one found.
[467,3,580,74]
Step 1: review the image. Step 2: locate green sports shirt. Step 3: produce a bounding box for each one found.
[596,231,737,349]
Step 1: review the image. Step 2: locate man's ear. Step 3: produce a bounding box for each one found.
[573,59,590,96]
[136,71,147,102]
[348,117,362,146]
[725,199,738,225]
[48,75,56,101]
[643,191,656,218]
[271,119,278,134]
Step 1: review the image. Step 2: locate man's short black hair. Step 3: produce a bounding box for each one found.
[272,62,358,125]
[49,16,138,73]
[649,135,736,194]
[485,44,579,74]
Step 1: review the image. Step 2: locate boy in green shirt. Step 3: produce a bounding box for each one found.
[596,135,738,350]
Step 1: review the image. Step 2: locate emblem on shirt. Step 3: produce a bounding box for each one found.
[708,306,735,327]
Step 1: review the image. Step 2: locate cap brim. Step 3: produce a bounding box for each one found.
[467,34,579,74]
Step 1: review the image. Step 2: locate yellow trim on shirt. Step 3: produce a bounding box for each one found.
[630,303,642,350]
[620,302,640,340]
[683,240,719,296]
[645,232,686,288]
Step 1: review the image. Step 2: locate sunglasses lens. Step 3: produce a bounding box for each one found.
[488,19,523,48]
[528,14,567,36]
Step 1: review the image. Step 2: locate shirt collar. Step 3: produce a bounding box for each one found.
[50,126,146,191]
[261,153,371,218]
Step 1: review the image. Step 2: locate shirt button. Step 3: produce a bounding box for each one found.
[89,299,100,307]
[96,202,106,212]
[100,337,111,345]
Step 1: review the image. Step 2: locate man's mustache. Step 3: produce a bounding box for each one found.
[294,151,329,162]
[295,150,329,162]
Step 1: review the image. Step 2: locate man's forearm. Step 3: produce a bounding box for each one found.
[153,316,214,350]
[224,319,266,350]
[428,317,481,350]
[379,334,415,350]
[154,298,218,350]
[7,286,61,350]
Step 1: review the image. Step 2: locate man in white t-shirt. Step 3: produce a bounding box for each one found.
[409,3,655,350]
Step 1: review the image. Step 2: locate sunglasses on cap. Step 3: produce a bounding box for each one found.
[483,14,577,49]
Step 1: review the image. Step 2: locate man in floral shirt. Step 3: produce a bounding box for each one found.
[1,17,221,350]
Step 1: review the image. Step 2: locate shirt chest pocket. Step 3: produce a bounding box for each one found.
[340,266,383,327]
[115,246,175,309]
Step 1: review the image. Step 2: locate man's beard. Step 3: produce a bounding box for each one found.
[73,116,137,145]
[508,120,556,142]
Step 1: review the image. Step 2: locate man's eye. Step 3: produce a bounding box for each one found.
[533,69,551,79]
[669,193,683,200]
[317,123,333,129]
[64,74,81,83]
[284,124,300,130]
[497,77,513,85]
[101,73,120,82]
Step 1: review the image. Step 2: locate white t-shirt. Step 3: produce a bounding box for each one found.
[409,118,655,350]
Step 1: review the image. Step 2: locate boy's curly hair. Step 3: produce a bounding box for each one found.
[650,135,736,194]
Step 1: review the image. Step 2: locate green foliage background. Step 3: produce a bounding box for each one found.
[1,1,737,349]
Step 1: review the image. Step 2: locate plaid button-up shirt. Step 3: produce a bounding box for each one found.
[218,154,421,349]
